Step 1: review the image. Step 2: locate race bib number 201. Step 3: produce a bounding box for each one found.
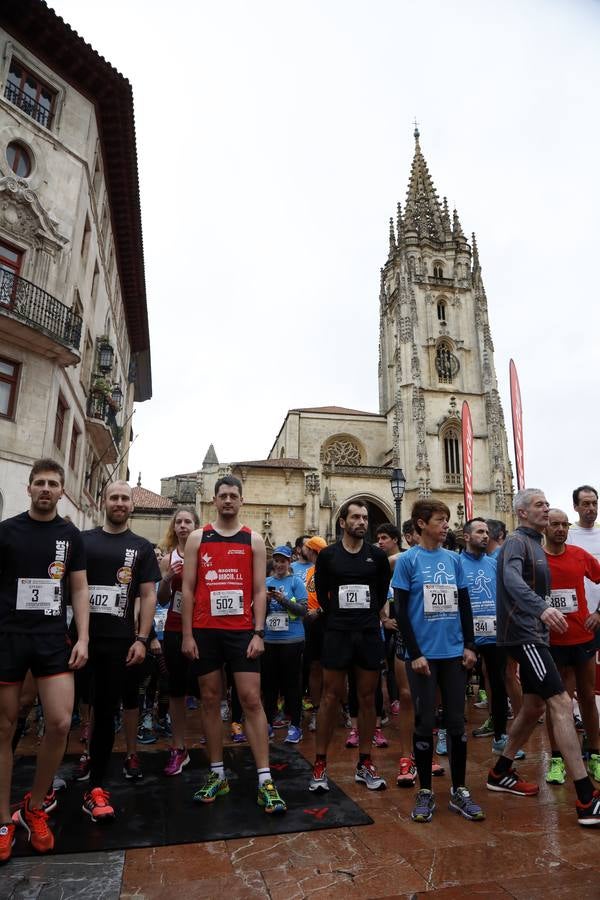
[423,583,458,617]
[210,590,244,616]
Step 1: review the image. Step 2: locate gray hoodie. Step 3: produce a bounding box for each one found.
[496,526,551,646]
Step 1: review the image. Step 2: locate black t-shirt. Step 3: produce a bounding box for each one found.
[82,527,160,639]
[314,540,390,631]
[0,512,86,635]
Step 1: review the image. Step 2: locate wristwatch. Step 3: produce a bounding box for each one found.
[135,634,149,646]
[254,629,265,639]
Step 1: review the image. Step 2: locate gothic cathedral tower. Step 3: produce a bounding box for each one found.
[378,129,513,524]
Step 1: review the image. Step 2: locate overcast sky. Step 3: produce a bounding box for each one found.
[51,0,600,517]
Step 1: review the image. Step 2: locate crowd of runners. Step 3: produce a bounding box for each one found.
[1,459,599,864]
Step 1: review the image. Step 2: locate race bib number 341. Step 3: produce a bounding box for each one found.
[423,583,458,617]
[210,590,244,616]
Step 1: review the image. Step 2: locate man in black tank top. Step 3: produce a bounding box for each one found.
[308,499,390,795]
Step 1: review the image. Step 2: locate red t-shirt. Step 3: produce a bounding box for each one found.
[545,545,600,645]
[192,524,254,630]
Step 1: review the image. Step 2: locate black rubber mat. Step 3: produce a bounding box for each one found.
[10,745,372,856]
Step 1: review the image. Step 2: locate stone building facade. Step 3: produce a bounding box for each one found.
[154,130,513,549]
[0,1,152,525]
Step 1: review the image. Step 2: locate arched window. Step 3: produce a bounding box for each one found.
[408,257,416,274]
[433,262,444,279]
[437,299,447,323]
[436,341,458,383]
[443,427,461,485]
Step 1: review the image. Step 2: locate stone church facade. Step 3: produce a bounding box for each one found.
[145,130,513,549]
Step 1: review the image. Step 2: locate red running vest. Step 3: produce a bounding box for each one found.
[192,524,254,630]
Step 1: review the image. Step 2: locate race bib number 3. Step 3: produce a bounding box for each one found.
[338,584,370,609]
[423,583,458,617]
[16,578,61,614]
[89,585,123,617]
[172,591,183,615]
[474,616,496,638]
[549,589,578,614]
[266,612,289,631]
[210,589,244,616]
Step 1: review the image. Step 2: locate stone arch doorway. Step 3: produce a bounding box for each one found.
[334,495,392,544]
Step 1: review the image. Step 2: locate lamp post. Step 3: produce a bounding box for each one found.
[390,467,406,543]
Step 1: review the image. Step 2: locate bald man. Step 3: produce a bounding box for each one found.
[544,508,600,787]
[79,481,160,823]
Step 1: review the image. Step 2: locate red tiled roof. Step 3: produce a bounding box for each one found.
[231,458,314,470]
[132,486,175,510]
[290,405,381,417]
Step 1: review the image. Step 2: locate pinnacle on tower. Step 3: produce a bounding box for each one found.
[388,217,397,254]
[441,196,452,235]
[452,208,465,241]
[396,201,403,242]
[203,443,219,466]
[471,232,480,271]
[403,128,445,242]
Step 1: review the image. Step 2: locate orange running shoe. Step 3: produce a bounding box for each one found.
[0,822,16,864]
[17,794,54,853]
[82,787,115,823]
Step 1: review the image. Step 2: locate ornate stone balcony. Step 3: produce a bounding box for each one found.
[86,395,121,464]
[0,269,81,365]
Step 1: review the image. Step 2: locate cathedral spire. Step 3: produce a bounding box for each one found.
[452,207,465,241]
[403,128,445,242]
[471,232,480,272]
[396,201,403,243]
[441,196,452,236]
[388,217,397,255]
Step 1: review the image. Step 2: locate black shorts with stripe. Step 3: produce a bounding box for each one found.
[507,643,565,700]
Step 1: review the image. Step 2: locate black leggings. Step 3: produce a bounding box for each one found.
[88,638,140,788]
[261,641,304,727]
[348,669,384,718]
[479,644,508,740]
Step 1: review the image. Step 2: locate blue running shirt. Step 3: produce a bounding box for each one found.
[459,552,497,645]
[392,545,467,659]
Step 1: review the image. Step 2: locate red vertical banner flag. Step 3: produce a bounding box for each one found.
[461,401,474,522]
[509,359,525,490]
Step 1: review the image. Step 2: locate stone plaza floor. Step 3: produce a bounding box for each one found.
[5,698,600,899]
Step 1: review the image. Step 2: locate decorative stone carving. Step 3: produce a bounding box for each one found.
[262,509,275,550]
[323,440,362,466]
[0,176,67,253]
[305,473,320,495]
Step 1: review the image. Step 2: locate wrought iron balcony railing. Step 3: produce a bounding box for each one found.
[0,269,81,351]
[4,81,54,128]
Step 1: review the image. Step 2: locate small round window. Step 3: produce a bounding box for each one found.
[6,141,32,178]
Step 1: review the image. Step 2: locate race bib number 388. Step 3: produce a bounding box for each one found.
[549,589,577,614]
[210,590,244,616]
[423,583,458,617]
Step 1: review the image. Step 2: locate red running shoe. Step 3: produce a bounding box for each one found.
[17,794,54,853]
[82,788,115,823]
[486,767,539,796]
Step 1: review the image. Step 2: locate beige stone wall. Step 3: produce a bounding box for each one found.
[130,511,176,547]
[0,29,134,523]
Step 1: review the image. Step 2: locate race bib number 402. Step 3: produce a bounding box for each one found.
[423,583,458,617]
[210,590,244,616]
[16,578,61,614]
[338,584,370,609]
[89,585,123,616]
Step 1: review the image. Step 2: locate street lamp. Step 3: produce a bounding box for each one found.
[390,467,407,539]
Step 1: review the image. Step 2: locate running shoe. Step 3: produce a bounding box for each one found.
[164,747,190,776]
[193,771,230,803]
[472,717,494,738]
[390,700,401,716]
[474,689,488,709]
[396,757,417,788]
[449,786,485,821]
[156,716,172,737]
[273,711,290,729]
[0,823,16,864]
[308,759,329,793]
[257,780,287,814]
[546,757,567,785]
[230,722,247,744]
[220,701,230,722]
[284,725,303,744]
[302,697,314,711]
[11,789,56,825]
[137,713,157,745]
[345,728,359,749]
[17,794,54,853]
[52,775,66,792]
[74,752,91,782]
[486,767,539,796]
[436,729,447,755]
[82,788,115,823]
[372,727,388,748]
[491,735,526,760]
[574,714,585,733]
[576,789,600,826]
[411,788,435,823]
[431,761,445,777]
[308,711,317,732]
[186,695,198,710]
[588,753,600,783]
[123,753,143,780]
[355,760,387,791]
